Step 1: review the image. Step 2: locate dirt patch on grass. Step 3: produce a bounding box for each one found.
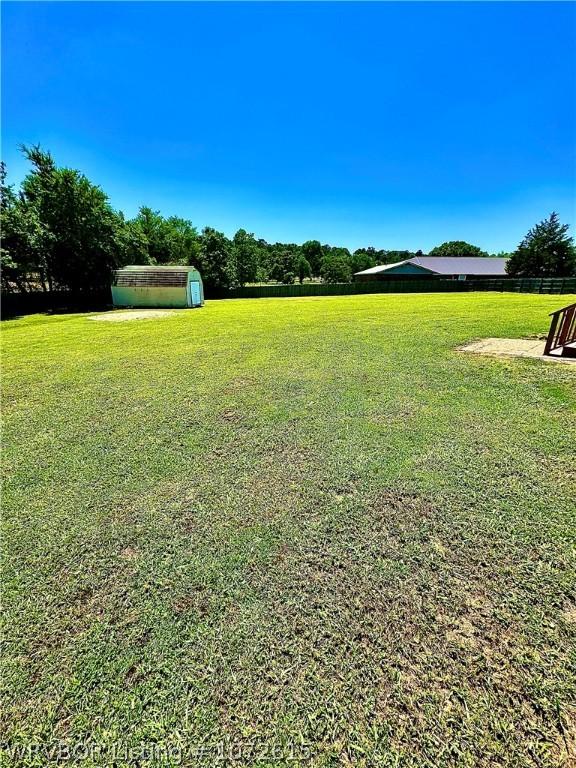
[219,408,243,423]
[119,546,139,560]
[224,377,258,393]
[89,310,181,322]
[172,586,213,619]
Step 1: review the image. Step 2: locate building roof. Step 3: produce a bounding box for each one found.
[354,256,508,276]
[410,256,508,275]
[355,260,435,275]
[113,265,200,288]
[117,265,192,271]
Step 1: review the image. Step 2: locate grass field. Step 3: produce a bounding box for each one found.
[2,292,576,767]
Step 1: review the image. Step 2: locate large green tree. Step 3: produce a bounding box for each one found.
[428,241,489,258]
[351,248,378,274]
[233,229,260,285]
[1,162,51,292]
[133,207,199,265]
[115,215,150,266]
[506,213,576,277]
[269,247,299,284]
[166,216,200,265]
[17,145,130,291]
[197,227,237,291]
[320,252,352,283]
[297,255,312,284]
[301,240,324,277]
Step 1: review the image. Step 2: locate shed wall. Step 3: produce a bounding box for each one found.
[111,286,188,308]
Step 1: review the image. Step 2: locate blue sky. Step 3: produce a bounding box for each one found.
[2,1,575,252]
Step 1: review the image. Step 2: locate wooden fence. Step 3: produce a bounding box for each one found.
[2,278,576,317]
[218,277,576,300]
[1,290,111,318]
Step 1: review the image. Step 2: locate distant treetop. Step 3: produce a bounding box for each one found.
[428,241,490,258]
[506,212,575,278]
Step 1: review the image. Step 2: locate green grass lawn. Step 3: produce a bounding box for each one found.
[2,292,576,767]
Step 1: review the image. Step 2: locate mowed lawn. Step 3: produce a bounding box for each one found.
[2,292,576,768]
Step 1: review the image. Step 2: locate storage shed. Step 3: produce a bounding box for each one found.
[111,266,204,308]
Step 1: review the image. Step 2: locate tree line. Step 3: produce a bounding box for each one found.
[1,146,574,294]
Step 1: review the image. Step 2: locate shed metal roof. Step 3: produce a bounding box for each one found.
[118,265,193,271]
[113,265,199,288]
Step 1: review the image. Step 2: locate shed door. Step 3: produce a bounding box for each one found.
[189,280,201,307]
